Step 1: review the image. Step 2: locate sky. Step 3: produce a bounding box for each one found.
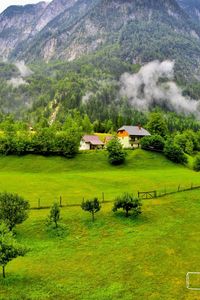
[0,1,46,13]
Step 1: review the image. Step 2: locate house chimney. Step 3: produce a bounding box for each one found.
[138,124,141,130]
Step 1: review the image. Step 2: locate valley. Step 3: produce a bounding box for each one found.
[0,0,200,299]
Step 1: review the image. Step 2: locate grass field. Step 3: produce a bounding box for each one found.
[0,150,200,299]
[0,149,198,208]
[1,191,200,299]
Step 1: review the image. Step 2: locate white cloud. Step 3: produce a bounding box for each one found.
[7,77,27,88]
[7,61,33,87]
[15,61,33,77]
[120,60,200,116]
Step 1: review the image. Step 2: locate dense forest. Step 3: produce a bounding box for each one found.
[1,55,200,130]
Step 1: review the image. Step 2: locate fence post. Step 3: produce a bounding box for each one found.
[178,184,180,192]
[60,196,62,207]
[138,192,140,198]
[38,198,40,209]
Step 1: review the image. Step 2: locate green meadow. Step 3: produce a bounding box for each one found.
[0,150,200,299]
[0,150,198,207]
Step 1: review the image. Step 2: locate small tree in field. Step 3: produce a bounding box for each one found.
[107,136,126,165]
[113,193,142,217]
[0,222,28,278]
[48,203,60,228]
[0,192,30,230]
[81,198,101,221]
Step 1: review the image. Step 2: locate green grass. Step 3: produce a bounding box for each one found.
[0,149,198,208]
[1,190,200,299]
[0,150,200,299]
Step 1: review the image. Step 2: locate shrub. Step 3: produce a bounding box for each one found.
[0,192,30,230]
[141,135,165,151]
[164,141,188,164]
[107,136,126,165]
[174,131,196,155]
[113,193,142,217]
[81,198,101,221]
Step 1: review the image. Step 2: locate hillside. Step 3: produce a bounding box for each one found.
[0,150,198,207]
[1,0,200,80]
[0,152,200,299]
[0,2,48,58]
[177,0,200,22]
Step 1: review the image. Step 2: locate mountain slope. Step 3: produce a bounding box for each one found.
[11,0,200,80]
[0,2,48,58]
[12,0,99,62]
[0,0,79,60]
[1,0,200,80]
[177,0,200,22]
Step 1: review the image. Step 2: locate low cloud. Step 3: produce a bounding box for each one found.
[82,92,93,104]
[15,61,33,77]
[7,61,33,87]
[7,77,28,88]
[120,60,200,116]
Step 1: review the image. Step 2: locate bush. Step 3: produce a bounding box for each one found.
[0,192,30,230]
[174,131,196,155]
[81,198,101,221]
[107,136,126,165]
[164,141,188,164]
[194,154,200,171]
[113,193,142,217]
[141,135,165,151]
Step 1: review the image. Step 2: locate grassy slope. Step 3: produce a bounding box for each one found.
[0,149,198,208]
[1,191,200,299]
[0,150,200,299]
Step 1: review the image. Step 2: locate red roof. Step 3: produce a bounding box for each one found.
[82,135,104,145]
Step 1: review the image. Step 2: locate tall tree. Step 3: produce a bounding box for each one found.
[147,112,168,137]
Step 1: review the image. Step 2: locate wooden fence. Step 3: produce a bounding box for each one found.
[30,183,200,210]
[138,183,200,200]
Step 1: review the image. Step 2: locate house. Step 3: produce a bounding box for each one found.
[117,125,151,148]
[80,135,104,150]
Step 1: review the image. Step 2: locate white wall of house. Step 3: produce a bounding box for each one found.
[118,137,131,148]
[118,137,141,149]
[80,141,91,150]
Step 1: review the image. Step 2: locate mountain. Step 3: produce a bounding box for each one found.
[0,2,47,58]
[0,0,78,60]
[12,0,99,62]
[177,0,200,22]
[1,0,200,80]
